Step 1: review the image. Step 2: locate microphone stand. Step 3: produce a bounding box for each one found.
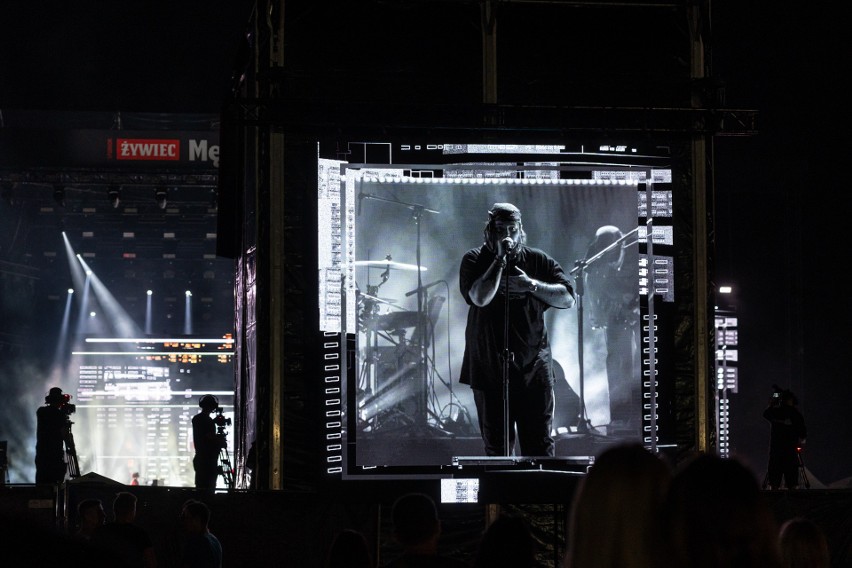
[412,204,428,430]
[501,254,514,456]
[569,226,639,435]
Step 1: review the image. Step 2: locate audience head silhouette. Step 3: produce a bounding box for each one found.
[474,514,536,568]
[778,517,830,568]
[565,442,672,568]
[182,499,212,534]
[75,498,106,539]
[385,492,469,567]
[111,491,137,522]
[326,528,374,568]
[665,452,781,568]
[391,493,441,550]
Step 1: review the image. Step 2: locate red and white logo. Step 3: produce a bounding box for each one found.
[116,138,180,161]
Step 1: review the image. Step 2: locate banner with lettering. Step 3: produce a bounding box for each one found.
[0,129,220,170]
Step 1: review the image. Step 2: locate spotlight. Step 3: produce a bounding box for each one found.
[107,185,121,208]
[147,289,153,296]
[185,290,192,297]
[53,184,66,207]
[68,288,74,294]
[154,187,168,209]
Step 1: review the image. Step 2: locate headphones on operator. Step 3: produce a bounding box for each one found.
[199,394,219,411]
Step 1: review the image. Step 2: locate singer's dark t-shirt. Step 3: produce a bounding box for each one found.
[458,244,572,391]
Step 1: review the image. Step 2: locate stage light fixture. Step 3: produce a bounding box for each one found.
[108,185,121,208]
[154,186,168,209]
[53,184,66,207]
[147,289,153,296]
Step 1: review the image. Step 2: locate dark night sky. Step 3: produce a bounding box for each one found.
[710,4,850,483]
[2,2,849,484]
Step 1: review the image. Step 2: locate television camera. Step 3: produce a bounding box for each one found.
[213,407,232,436]
[770,384,798,407]
[58,393,76,416]
[214,408,235,489]
[44,388,80,478]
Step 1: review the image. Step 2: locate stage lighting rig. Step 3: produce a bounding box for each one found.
[154,186,168,209]
[108,185,121,208]
[53,184,66,207]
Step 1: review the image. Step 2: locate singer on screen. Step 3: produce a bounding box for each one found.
[458,202,574,457]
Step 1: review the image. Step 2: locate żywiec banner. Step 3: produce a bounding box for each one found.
[0,129,219,170]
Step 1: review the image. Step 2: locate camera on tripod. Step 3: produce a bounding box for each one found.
[770,384,798,407]
[59,393,76,416]
[213,407,231,435]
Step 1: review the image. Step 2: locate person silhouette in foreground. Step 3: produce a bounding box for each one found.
[92,491,157,568]
[326,528,374,568]
[565,442,671,568]
[74,498,106,542]
[382,492,467,568]
[473,513,536,568]
[179,499,222,568]
[778,517,830,568]
[665,453,781,568]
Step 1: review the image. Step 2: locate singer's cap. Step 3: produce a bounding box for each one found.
[488,202,521,222]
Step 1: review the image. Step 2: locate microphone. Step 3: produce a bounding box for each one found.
[500,237,515,258]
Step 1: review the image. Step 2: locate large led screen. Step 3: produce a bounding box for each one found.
[318,140,675,480]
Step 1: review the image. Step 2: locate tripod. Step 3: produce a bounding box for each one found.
[797,447,810,489]
[218,445,234,489]
[215,420,235,489]
[762,446,810,489]
[0,440,8,485]
[63,419,81,479]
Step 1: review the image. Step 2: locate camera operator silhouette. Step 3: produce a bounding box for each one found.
[35,386,75,484]
[192,394,227,490]
[763,386,807,490]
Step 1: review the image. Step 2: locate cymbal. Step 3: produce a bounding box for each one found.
[359,293,397,305]
[354,260,427,272]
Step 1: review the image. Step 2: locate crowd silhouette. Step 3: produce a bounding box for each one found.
[2,445,842,567]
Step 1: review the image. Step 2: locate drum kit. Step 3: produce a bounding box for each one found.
[354,257,449,436]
